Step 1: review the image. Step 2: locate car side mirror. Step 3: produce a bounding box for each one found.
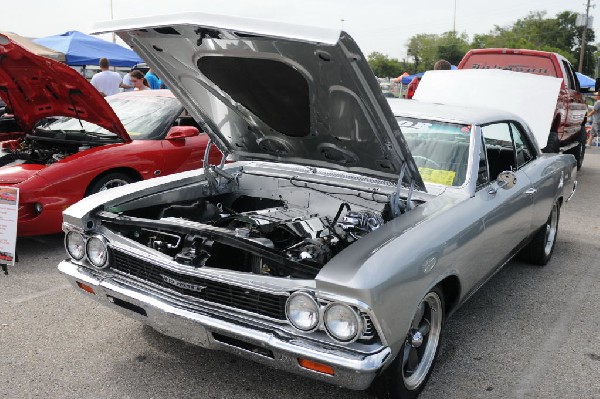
[488,170,517,195]
[165,126,199,140]
[497,170,517,189]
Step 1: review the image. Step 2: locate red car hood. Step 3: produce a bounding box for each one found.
[0,34,130,141]
[0,164,45,184]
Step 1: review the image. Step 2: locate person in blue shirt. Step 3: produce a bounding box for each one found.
[144,69,162,90]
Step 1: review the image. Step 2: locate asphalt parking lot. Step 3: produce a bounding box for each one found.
[2,150,600,399]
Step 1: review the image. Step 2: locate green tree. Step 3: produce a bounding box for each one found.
[367,52,411,78]
[470,11,596,75]
[406,32,469,71]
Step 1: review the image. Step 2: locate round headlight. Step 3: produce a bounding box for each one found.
[65,231,85,260]
[324,303,361,343]
[285,292,320,331]
[86,236,109,268]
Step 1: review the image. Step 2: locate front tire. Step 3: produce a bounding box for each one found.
[373,287,445,399]
[519,201,560,265]
[86,172,134,196]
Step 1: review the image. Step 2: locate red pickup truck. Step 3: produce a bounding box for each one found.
[458,48,588,169]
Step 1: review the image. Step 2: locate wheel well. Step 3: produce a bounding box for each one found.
[85,168,143,196]
[438,275,461,315]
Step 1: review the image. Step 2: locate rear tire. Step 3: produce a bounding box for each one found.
[372,287,445,399]
[519,201,560,266]
[573,126,586,170]
[542,131,560,153]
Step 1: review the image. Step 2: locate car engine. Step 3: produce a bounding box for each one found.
[105,195,387,279]
[0,136,93,166]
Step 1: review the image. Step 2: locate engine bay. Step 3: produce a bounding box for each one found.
[0,131,119,166]
[100,182,397,279]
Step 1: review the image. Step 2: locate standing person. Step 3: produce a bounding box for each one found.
[587,91,600,146]
[130,70,150,90]
[405,59,452,99]
[90,58,122,96]
[433,59,452,70]
[121,71,134,92]
[144,69,162,90]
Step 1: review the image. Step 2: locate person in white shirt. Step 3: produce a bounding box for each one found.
[121,72,134,92]
[90,58,122,97]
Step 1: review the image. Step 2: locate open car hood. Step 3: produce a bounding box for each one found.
[0,34,129,140]
[95,13,424,189]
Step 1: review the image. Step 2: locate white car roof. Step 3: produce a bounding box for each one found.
[387,98,528,126]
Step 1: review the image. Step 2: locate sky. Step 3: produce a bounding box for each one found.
[2,0,598,61]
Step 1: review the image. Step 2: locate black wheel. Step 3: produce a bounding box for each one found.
[573,126,586,170]
[372,287,445,399]
[86,172,134,196]
[542,131,560,153]
[519,201,560,266]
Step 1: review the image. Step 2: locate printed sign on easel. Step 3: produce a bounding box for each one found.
[0,186,18,271]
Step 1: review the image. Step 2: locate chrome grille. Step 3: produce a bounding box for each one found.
[110,249,288,320]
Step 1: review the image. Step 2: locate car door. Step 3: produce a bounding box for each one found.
[512,121,559,230]
[560,60,587,139]
[161,132,210,174]
[463,122,535,289]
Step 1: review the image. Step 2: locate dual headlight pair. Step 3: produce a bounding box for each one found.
[65,231,109,268]
[285,292,363,343]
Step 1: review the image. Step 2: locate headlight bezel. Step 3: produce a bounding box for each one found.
[85,235,110,268]
[65,231,86,260]
[323,302,363,343]
[285,291,321,332]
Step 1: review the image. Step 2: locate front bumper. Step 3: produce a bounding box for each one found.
[58,260,391,390]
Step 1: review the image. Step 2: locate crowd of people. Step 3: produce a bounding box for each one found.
[89,57,166,96]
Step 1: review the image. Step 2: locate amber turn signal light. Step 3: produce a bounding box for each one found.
[297,358,335,375]
[77,282,95,295]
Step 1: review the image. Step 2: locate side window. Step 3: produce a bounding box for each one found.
[568,63,581,91]
[476,135,490,187]
[510,122,535,168]
[562,60,575,90]
[481,123,515,181]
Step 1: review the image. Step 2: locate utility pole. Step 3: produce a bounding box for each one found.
[452,0,457,35]
[578,0,592,73]
[110,0,116,44]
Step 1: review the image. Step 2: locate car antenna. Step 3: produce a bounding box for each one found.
[67,89,86,131]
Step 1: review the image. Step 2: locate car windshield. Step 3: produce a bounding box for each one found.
[39,95,183,140]
[396,117,471,187]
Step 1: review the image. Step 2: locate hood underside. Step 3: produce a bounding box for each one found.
[95,13,424,189]
[0,35,129,140]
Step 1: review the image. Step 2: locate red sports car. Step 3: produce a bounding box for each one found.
[0,34,221,236]
[0,191,16,202]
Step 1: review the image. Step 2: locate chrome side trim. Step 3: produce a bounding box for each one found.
[566,180,577,202]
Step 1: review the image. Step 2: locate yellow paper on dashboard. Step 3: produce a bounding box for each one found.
[418,167,456,186]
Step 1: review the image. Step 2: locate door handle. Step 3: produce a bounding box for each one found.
[525,188,537,195]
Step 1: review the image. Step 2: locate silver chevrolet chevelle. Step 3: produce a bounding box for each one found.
[58,13,577,399]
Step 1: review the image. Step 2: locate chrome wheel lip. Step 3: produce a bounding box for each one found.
[544,203,559,256]
[99,178,130,191]
[403,292,443,390]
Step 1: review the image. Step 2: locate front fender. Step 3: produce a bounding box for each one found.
[316,193,466,353]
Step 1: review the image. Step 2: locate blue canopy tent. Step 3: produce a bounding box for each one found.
[576,72,595,90]
[33,31,142,67]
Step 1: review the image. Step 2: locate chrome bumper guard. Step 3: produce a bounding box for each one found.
[58,260,391,390]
